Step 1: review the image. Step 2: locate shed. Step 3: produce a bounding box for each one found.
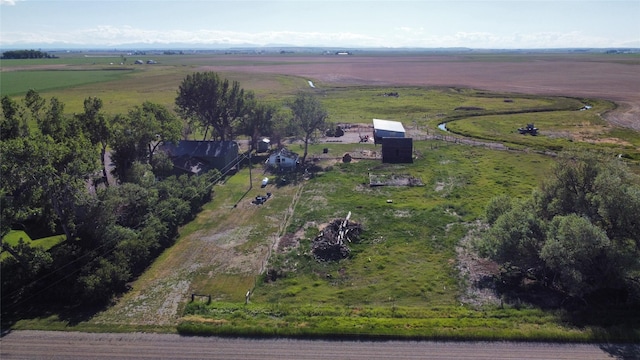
[160,140,239,175]
[266,148,299,171]
[257,138,271,153]
[381,137,413,164]
[373,119,405,144]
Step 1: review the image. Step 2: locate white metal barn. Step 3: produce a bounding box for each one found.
[372,119,406,144]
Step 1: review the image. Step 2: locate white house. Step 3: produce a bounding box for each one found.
[372,119,405,144]
[266,148,299,171]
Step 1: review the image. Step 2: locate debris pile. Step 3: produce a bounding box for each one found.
[312,213,363,262]
[369,173,424,187]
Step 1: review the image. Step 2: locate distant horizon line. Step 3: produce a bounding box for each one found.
[2,45,639,52]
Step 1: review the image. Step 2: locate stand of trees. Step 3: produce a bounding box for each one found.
[477,152,640,306]
[176,72,250,142]
[175,71,327,154]
[2,72,328,317]
[2,50,58,59]
[1,91,213,314]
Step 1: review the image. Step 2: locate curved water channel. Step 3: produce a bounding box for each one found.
[437,104,592,133]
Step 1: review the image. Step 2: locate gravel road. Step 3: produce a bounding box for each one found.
[2,330,636,360]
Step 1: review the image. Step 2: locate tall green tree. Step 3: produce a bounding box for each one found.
[2,91,97,240]
[110,102,181,182]
[140,101,182,164]
[238,97,278,151]
[540,214,617,298]
[1,134,96,241]
[24,89,45,124]
[1,96,28,140]
[77,97,112,186]
[175,72,249,141]
[39,97,67,140]
[288,92,328,165]
[477,152,640,303]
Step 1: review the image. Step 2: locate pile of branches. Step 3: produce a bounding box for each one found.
[311,218,363,262]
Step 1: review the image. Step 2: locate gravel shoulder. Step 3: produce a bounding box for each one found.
[2,330,633,360]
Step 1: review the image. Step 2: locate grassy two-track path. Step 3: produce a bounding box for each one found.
[89,165,302,328]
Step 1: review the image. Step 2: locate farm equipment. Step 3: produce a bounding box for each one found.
[252,193,272,205]
[325,125,345,137]
[518,123,538,135]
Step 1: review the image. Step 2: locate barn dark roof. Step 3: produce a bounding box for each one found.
[160,140,239,175]
[161,140,238,158]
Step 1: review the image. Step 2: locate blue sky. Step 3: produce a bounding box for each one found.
[1,0,639,49]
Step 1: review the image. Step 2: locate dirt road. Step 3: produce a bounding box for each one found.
[2,330,635,360]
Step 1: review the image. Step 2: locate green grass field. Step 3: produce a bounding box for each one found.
[251,141,549,307]
[177,142,639,341]
[1,230,65,260]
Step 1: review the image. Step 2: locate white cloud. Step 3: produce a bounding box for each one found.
[0,25,635,49]
[0,0,23,5]
[1,25,381,47]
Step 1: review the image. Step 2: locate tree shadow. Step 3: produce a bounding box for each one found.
[234,188,253,208]
[492,279,640,343]
[1,297,108,336]
[599,344,640,360]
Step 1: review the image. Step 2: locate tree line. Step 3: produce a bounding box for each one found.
[476,152,640,306]
[0,72,327,315]
[2,50,58,59]
[175,71,327,164]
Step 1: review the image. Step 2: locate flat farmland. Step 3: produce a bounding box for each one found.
[196,53,640,130]
[4,52,640,342]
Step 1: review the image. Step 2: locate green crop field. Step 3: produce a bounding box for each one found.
[0,69,135,97]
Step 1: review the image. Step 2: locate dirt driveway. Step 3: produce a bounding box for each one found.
[90,172,302,326]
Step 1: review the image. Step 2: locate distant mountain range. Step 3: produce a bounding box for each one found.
[1,42,638,54]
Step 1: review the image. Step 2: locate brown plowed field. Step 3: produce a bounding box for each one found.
[198,54,640,130]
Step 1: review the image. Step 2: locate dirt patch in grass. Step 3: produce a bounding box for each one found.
[1,64,72,72]
[456,221,501,308]
[92,226,263,326]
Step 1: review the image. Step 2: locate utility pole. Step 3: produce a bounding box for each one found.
[248,150,253,190]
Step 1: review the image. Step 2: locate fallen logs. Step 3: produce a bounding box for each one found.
[311,217,363,262]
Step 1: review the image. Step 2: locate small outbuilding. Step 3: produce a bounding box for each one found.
[381,137,413,164]
[372,119,405,144]
[266,148,299,171]
[160,140,239,175]
[257,138,271,153]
